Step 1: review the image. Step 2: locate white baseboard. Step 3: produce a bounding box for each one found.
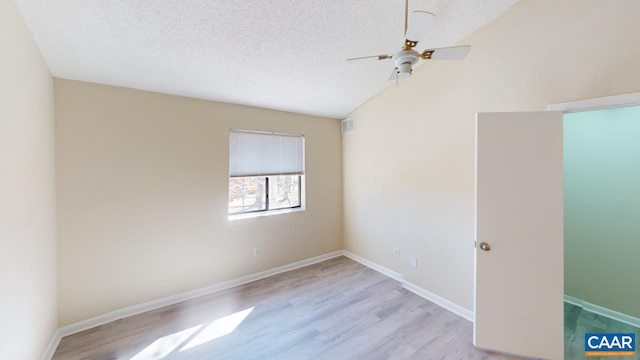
[342,250,473,322]
[40,329,61,360]
[564,295,640,328]
[342,250,402,281]
[402,281,474,321]
[53,251,344,343]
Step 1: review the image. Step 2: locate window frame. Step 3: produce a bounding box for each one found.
[228,130,305,219]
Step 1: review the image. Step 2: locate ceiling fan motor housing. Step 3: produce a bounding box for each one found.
[392,49,420,77]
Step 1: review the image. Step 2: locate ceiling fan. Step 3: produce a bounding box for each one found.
[347,0,471,79]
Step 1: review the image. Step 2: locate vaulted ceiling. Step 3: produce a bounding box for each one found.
[15,0,520,118]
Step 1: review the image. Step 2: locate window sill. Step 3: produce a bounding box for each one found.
[228,206,305,221]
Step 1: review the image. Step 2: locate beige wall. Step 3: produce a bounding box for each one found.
[343,0,640,312]
[55,79,343,326]
[0,0,57,358]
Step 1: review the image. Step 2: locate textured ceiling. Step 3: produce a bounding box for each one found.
[14,0,520,119]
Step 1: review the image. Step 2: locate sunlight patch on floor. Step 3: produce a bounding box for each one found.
[129,307,255,359]
[130,325,202,360]
[180,307,255,351]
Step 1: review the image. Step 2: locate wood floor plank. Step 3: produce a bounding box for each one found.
[53,256,520,360]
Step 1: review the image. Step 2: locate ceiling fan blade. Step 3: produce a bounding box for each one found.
[404,11,435,46]
[346,54,392,61]
[421,45,471,60]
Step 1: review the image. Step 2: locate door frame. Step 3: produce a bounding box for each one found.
[548,92,640,112]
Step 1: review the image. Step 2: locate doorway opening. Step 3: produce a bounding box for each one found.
[550,95,640,358]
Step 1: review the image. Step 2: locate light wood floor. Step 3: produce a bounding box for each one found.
[53,256,518,360]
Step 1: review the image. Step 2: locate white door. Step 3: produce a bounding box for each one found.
[474,111,564,360]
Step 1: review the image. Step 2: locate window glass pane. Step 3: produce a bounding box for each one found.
[268,175,301,210]
[228,177,266,214]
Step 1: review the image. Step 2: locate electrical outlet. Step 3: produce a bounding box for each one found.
[394,248,399,257]
[253,248,261,257]
[410,256,417,268]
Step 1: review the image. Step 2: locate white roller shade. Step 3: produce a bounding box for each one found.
[229,130,304,177]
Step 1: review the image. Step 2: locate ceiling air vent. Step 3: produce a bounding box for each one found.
[342,117,355,135]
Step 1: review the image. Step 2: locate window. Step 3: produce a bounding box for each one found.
[228,130,304,217]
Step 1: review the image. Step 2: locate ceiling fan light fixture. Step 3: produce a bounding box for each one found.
[392,49,419,78]
[397,63,412,77]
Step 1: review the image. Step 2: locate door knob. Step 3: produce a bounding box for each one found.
[479,242,491,251]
